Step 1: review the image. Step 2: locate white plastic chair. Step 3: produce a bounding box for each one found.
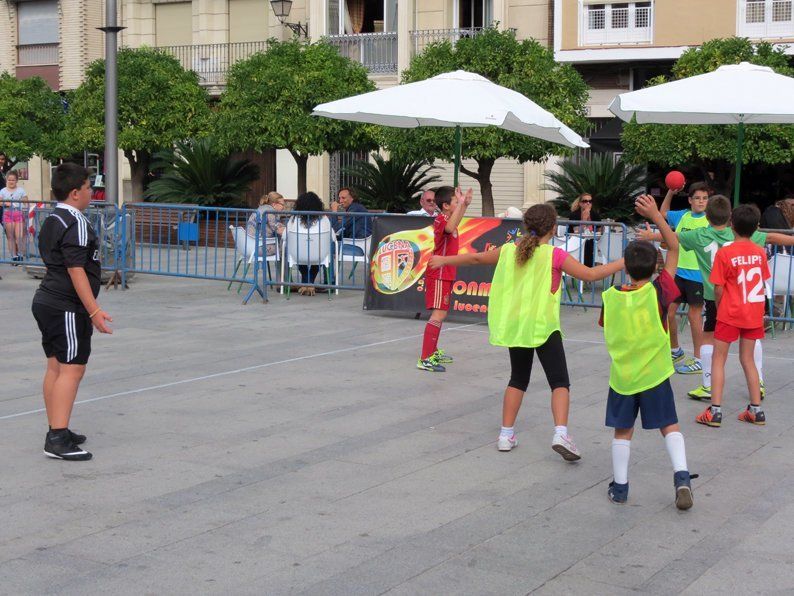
[337,235,371,281]
[281,216,338,298]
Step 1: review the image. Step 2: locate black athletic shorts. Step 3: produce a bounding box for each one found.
[703,299,717,333]
[32,302,93,365]
[507,331,570,392]
[673,275,704,306]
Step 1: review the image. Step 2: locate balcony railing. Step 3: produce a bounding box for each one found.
[17,43,59,66]
[325,32,398,74]
[156,41,270,86]
[580,3,653,46]
[739,0,794,38]
[410,27,492,55]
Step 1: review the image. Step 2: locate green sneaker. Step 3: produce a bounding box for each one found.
[433,349,453,364]
[417,356,445,372]
[688,385,712,400]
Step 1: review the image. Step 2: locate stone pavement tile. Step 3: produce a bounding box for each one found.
[532,574,641,596]
[382,559,527,596]
[680,552,794,595]
[0,550,109,596]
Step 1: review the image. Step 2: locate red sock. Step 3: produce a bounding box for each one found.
[421,320,442,360]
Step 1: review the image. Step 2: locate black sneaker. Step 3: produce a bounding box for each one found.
[674,471,694,510]
[69,429,87,445]
[50,427,87,445]
[44,430,92,461]
[607,480,629,504]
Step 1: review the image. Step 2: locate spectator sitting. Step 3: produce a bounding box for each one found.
[331,187,371,240]
[247,191,286,255]
[567,192,601,266]
[287,191,330,296]
[761,196,794,255]
[406,190,438,216]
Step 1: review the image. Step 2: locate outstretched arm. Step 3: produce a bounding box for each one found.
[660,188,675,219]
[445,187,473,234]
[429,245,502,269]
[561,255,624,282]
[636,194,678,277]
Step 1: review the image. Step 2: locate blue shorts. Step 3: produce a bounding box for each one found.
[605,378,678,430]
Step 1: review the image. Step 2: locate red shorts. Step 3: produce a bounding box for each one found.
[714,320,765,343]
[425,278,452,311]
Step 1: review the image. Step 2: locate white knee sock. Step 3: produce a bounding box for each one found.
[701,344,713,388]
[754,340,764,383]
[612,439,631,484]
[664,431,688,472]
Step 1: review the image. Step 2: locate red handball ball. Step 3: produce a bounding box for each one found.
[665,171,686,192]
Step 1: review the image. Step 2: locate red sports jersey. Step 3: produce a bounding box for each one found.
[710,240,770,330]
[425,213,459,282]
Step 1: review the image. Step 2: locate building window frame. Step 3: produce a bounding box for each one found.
[737,0,794,38]
[16,0,60,66]
[578,1,653,47]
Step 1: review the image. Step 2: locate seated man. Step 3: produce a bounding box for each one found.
[331,187,371,257]
[407,190,437,216]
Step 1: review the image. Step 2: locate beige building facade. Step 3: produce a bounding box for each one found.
[1,0,556,211]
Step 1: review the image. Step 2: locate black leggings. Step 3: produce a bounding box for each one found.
[508,331,570,392]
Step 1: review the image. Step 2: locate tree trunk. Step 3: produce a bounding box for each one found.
[125,149,151,202]
[290,150,308,196]
[461,158,495,216]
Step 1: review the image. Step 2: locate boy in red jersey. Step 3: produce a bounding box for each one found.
[696,205,770,427]
[417,185,472,372]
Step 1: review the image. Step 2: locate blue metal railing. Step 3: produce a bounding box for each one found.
[4,202,793,325]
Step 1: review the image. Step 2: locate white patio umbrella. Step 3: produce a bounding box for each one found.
[609,62,794,205]
[313,70,588,186]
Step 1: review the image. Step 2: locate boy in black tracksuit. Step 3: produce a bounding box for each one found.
[32,163,113,461]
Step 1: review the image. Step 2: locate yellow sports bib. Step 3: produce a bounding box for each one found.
[602,282,674,394]
[488,243,561,348]
[675,211,709,272]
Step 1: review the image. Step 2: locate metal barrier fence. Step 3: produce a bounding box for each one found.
[4,202,794,324]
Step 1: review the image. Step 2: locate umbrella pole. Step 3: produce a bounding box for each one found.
[733,121,745,207]
[454,125,461,187]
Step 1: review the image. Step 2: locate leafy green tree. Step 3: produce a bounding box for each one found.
[65,47,211,200]
[342,154,441,213]
[216,39,376,196]
[542,155,648,222]
[383,28,589,216]
[621,38,794,196]
[145,137,260,206]
[0,73,64,166]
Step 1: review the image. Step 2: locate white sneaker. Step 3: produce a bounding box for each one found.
[552,433,581,461]
[497,434,518,451]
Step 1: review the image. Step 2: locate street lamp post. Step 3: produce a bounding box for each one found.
[269,0,308,37]
[98,0,126,205]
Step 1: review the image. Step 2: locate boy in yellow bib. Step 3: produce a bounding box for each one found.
[600,195,694,509]
[429,204,623,461]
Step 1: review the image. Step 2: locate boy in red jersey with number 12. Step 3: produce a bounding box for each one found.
[696,205,770,428]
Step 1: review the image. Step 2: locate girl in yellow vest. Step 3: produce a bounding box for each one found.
[601,195,694,509]
[429,204,623,461]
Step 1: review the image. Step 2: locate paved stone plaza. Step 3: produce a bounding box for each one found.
[2,266,794,595]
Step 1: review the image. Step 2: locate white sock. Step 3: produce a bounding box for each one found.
[500,426,514,438]
[701,344,713,388]
[754,340,764,383]
[611,439,631,484]
[554,425,568,437]
[664,431,688,473]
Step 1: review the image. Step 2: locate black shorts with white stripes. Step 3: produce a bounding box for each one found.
[32,302,93,365]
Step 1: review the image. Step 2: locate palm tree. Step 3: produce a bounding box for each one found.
[342,154,441,213]
[543,154,648,222]
[145,137,260,207]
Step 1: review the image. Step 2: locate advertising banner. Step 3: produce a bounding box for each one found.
[364,215,522,316]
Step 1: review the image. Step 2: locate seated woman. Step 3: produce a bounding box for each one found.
[566,192,601,266]
[246,191,286,255]
[286,192,330,296]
